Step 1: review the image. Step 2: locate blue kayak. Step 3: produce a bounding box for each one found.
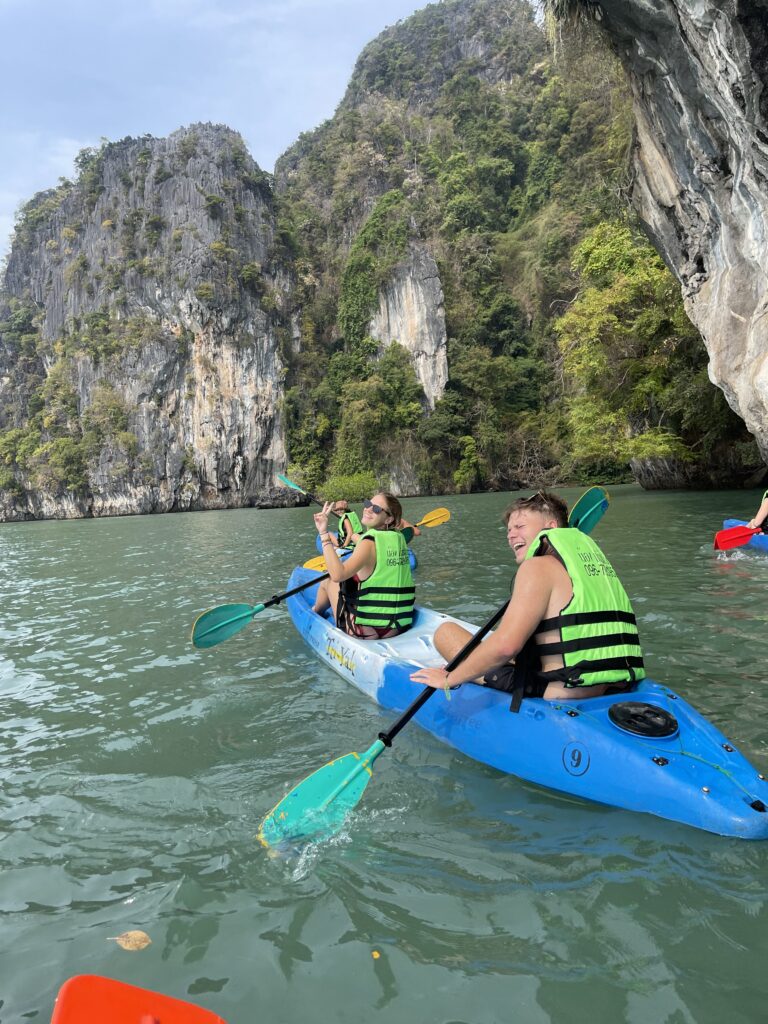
[723,518,768,552]
[314,532,418,570]
[286,567,768,840]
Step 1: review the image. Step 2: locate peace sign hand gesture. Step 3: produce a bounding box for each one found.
[313,501,334,535]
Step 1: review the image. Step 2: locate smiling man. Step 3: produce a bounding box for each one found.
[410,490,645,706]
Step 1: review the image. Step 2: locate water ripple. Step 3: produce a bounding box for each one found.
[1,493,768,1022]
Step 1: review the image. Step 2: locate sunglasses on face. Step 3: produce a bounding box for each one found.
[363,498,391,516]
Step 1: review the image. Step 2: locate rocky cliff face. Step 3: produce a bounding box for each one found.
[570,0,768,460]
[8,0,755,515]
[273,0,552,495]
[0,124,287,519]
[368,245,448,409]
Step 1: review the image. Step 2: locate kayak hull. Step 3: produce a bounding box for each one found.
[286,567,768,840]
[315,532,417,569]
[723,518,768,552]
[51,975,226,1024]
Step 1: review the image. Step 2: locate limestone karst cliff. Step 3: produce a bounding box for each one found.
[275,0,559,495]
[2,0,762,519]
[368,245,448,410]
[547,0,768,473]
[0,124,287,519]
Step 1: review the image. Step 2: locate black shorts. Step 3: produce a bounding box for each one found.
[483,663,516,692]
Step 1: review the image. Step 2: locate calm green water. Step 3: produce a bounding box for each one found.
[2,485,768,1023]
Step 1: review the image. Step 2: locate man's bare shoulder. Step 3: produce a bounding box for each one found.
[515,553,566,582]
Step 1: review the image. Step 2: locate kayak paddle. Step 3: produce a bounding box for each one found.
[277,473,341,517]
[257,599,509,849]
[258,491,611,847]
[304,552,348,571]
[713,523,762,551]
[401,505,450,542]
[568,485,609,533]
[409,506,451,529]
[192,572,330,648]
[304,506,451,571]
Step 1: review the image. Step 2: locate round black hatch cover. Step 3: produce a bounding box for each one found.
[608,702,679,738]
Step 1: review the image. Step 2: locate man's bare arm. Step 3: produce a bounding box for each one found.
[411,559,555,688]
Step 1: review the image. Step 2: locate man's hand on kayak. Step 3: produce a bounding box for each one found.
[410,666,453,689]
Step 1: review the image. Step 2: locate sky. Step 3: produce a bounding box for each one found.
[0,0,431,259]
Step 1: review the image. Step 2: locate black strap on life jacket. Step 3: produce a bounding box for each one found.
[505,636,548,713]
[336,578,357,632]
[538,658,644,685]
[504,635,644,711]
[536,632,643,656]
[531,608,643,686]
[535,609,637,632]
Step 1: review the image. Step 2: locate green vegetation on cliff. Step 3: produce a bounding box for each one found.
[0,0,759,511]
[274,0,756,492]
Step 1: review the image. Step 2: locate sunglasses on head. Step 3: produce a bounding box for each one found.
[363,498,391,516]
[513,491,556,517]
[519,490,546,506]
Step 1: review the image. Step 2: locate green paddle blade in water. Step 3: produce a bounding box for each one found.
[192,602,264,648]
[258,739,385,848]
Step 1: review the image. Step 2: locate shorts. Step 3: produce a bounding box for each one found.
[346,618,406,640]
[483,663,517,692]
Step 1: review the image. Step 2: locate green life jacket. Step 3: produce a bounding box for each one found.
[522,527,645,688]
[337,510,364,547]
[344,528,415,631]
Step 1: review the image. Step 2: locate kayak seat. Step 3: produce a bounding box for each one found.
[372,641,406,658]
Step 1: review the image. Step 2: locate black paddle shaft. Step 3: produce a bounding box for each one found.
[379,600,510,747]
[303,489,342,518]
[265,570,332,610]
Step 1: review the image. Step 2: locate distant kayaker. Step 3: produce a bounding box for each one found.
[332,499,421,548]
[746,489,768,530]
[313,492,415,638]
[410,490,645,706]
[331,500,364,547]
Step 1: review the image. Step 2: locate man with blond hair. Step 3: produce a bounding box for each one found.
[411,491,644,707]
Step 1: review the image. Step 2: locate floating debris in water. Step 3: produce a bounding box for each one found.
[108,929,152,951]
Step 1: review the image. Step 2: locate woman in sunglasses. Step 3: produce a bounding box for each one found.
[410,490,644,706]
[334,499,421,549]
[312,492,416,638]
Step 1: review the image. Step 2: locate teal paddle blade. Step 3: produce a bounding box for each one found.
[276,473,306,494]
[258,739,385,848]
[192,602,264,649]
[569,486,609,535]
